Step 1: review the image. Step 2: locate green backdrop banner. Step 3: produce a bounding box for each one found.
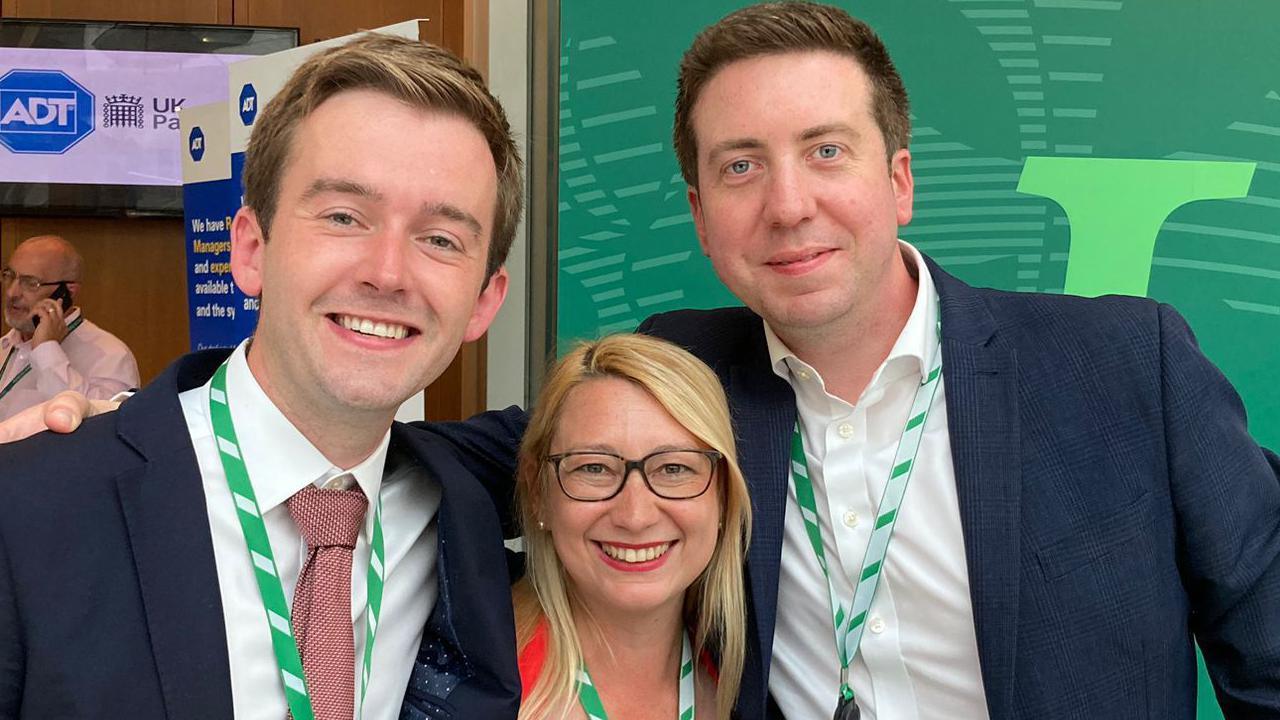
[555,3,1279,716]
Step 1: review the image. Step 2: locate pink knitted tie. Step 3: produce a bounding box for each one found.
[287,483,368,720]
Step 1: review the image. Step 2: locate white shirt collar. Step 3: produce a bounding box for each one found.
[221,340,391,513]
[764,240,940,395]
[1,307,83,355]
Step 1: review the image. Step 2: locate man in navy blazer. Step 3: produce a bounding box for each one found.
[0,35,522,719]
[636,3,1280,718]
[0,353,523,719]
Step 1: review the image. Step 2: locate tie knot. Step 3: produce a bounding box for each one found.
[286,483,368,550]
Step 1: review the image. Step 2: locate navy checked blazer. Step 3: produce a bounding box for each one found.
[631,256,1280,720]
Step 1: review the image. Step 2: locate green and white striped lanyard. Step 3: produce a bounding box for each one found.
[0,315,85,401]
[576,630,696,720]
[209,359,387,720]
[789,310,942,717]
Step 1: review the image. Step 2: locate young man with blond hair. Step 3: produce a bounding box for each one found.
[0,34,522,719]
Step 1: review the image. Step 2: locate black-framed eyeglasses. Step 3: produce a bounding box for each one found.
[0,269,76,293]
[546,449,723,501]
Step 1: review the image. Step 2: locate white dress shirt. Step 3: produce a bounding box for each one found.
[765,243,990,720]
[0,308,139,421]
[178,341,441,720]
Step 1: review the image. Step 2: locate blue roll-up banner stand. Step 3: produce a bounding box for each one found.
[181,100,258,350]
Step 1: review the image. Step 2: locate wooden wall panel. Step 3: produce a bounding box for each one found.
[0,218,189,384]
[3,0,225,23]
[236,0,439,45]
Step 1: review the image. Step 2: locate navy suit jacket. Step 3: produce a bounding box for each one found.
[0,349,520,719]
[631,258,1280,719]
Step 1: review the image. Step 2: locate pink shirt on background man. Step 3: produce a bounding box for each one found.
[0,308,139,421]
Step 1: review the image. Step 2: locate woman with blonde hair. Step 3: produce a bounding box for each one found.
[513,333,752,719]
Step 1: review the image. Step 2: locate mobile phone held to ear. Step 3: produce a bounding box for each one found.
[31,282,73,329]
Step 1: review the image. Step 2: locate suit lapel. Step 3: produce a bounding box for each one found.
[726,338,795,715]
[929,257,1022,720]
[114,350,234,719]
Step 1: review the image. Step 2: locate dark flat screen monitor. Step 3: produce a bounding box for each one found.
[0,19,297,217]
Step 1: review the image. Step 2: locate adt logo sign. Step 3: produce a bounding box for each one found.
[0,69,94,154]
[239,84,257,126]
[189,126,205,162]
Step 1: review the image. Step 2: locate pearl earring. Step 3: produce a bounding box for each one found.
[538,520,546,530]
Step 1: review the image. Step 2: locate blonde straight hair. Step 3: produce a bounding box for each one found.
[515,334,752,719]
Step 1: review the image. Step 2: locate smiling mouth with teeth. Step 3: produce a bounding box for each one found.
[333,313,413,340]
[599,542,673,564]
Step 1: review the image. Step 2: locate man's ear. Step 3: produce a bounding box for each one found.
[463,266,510,342]
[688,186,711,257]
[890,148,914,227]
[230,207,266,298]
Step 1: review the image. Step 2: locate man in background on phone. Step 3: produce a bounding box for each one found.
[0,234,138,421]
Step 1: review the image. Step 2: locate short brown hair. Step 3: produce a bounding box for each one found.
[242,33,522,278]
[673,1,911,187]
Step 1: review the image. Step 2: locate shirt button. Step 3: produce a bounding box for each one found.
[842,510,859,529]
[797,368,811,381]
[869,616,886,634]
[323,474,354,491]
[837,422,854,439]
